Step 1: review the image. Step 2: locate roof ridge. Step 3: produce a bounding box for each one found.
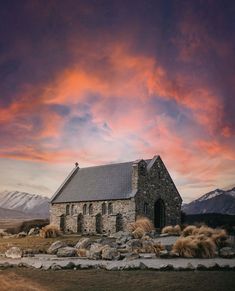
[79,159,151,170]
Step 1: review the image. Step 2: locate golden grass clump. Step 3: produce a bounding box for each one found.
[161,225,181,235]
[153,242,165,255]
[182,225,197,237]
[128,217,154,233]
[195,226,215,237]
[172,236,198,258]
[39,224,60,238]
[196,237,216,258]
[132,227,145,239]
[173,225,223,258]
[211,229,228,247]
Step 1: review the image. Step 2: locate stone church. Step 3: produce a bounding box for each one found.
[50,155,182,234]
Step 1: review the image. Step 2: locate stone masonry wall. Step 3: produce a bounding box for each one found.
[50,198,135,234]
[135,156,182,227]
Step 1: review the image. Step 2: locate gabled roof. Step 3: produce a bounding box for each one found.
[51,159,151,203]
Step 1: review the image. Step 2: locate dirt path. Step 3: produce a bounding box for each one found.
[0,269,235,291]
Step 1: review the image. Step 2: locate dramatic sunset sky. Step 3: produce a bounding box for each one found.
[0,0,234,202]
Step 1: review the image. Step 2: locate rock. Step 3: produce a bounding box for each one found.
[5,247,22,259]
[159,250,169,258]
[47,240,67,254]
[57,247,77,257]
[75,238,92,250]
[101,245,120,260]
[28,227,39,236]
[77,248,89,257]
[122,253,140,261]
[22,249,35,257]
[89,243,104,260]
[169,251,180,258]
[51,264,62,271]
[126,239,142,250]
[139,253,156,259]
[17,232,27,238]
[219,247,235,258]
[111,231,129,239]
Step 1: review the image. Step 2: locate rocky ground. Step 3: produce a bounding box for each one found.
[1,229,235,271]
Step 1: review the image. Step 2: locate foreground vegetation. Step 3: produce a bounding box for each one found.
[0,269,235,291]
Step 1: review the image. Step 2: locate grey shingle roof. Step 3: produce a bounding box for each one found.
[51,159,151,203]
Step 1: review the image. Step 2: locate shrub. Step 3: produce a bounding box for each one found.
[211,229,228,247]
[128,217,154,233]
[182,225,197,237]
[132,227,145,239]
[161,225,181,235]
[172,236,198,258]
[39,224,61,238]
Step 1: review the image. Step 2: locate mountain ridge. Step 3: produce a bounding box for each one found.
[183,186,235,215]
[0,190,50,219]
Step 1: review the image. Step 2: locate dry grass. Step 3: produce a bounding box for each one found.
[39,224,61,238]
[182,225,197,237]
[173,225,228,258]
[128,217,154,233]
[132,227,145,239]
[0,235,88,254]
[161,225,181,235]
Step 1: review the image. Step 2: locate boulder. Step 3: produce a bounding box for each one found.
[101,245,120,260]
[126,239,142,250]
[89,243,104,260]
[122,253,140,261]
[57,247,77,257]
[219,247,235,258]
[159,250,169,258]
[139,253,156,259]
[111,231,129,239]
[28,227,40,236]
[5,247,22,259]
[17,232,27,238]
[47,240,67,254]
[77,248,89,257]
[75,238,92,250]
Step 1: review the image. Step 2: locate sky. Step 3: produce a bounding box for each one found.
[0,0,234,202]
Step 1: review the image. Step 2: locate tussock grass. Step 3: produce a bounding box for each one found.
[39,224,61,238]
[132,227,145,239]
[173,225,228,258]
[161,225,181,235]
[128,217,154,233]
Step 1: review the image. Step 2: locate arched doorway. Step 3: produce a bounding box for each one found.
[154,199,165,228]
[96,213,102,234]
[60,214,65,232]
[116,213,123,232]
[77,213,84,233]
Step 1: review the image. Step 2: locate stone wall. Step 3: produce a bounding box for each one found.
[50,198,135,234]
[134,156,182,227]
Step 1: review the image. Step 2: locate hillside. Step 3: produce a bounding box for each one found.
[0,191,50,219]
[183,187,235,215]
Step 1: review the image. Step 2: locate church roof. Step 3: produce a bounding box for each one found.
[51,159,153,203]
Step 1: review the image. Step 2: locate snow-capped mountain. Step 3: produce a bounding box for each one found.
[182,187,235,215]
[0,191,50,218]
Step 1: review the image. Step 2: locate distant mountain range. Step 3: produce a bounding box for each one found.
[0,191,50,219]
[182,187,235,215]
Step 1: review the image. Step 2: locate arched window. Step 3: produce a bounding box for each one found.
[89,204,93,215]
[66,204,70,215]
[102,202,107,215]
[144,202,148,215]
[108,202,113,214]
[71,204,75,215]
[83,204,87,215]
